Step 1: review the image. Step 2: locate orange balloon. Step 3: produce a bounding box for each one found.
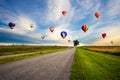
[49,27,55,32]
[95,11,101,19]
[62,10,67,16]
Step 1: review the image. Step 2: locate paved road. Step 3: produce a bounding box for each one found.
[0,48,75,80]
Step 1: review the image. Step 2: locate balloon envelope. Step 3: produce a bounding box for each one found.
[41,35,46,39]
[49,27,55,32]
[102,33,106,38]
[62,10,67,16]
[111,41,113,44]
[60,31,67,39]
[68,40,71,42]
[95,12,101,19]
[30,24,34,28]
[8,22,15,29]
[81,24,88,32]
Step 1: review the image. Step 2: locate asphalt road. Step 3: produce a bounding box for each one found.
[0,48,75,80]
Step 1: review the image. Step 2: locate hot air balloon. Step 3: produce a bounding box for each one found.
[60,31,67,39]
[49,27,55,32]
[102,33,106,38]
[62,10,67,16]
[30,24,34,28]
[41,35,46,40]
[81,24,89,32]
[8,22,15,29]
[111,41,113,44]
[68,40,71,42]
[95,11,101,19]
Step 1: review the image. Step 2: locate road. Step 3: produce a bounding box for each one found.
[0,48,75,80]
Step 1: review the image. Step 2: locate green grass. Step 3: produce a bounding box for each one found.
[0,45,71,56]
[71,47,120,80]
[0,47,70,64]
[82,46,120,56]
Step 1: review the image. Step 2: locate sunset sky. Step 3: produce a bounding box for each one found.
[0,0,120,46]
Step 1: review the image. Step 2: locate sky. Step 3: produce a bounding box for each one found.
[0,0,120,46]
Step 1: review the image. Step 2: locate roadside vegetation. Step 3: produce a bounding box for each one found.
[0,45,71,64]
[82,46,120,56]
[71,47,120,80]
[0,45,71,56]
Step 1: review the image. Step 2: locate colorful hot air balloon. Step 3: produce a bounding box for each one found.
[95,11,101,19]
[81,24,89,32]
[30,24,34,28]
[60,31,67,39]
[8,22,15,29]
[49,27,55,32]
[102,33,106,38]
[62,10,67,16]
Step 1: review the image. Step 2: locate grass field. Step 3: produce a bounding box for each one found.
[0,45,71,64]
[82,46,120,56]
[0,45,71,56]
[71,47,120,80]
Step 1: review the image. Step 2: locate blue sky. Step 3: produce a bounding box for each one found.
[0,0,120,46]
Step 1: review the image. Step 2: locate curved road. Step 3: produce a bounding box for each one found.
[0,48,75,80]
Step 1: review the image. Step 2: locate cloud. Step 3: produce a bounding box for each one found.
[92,23,120,46]
[46,0,74,24]
[44,24,74,45]
[14,15,37,33]
[70,0,101,22]
[106,0,120,17]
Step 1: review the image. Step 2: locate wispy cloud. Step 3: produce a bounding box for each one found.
[92,22,120,46]
[106,0,120,17]
[46,0,74,24]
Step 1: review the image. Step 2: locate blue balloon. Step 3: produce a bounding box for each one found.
[8,22,15,29]
[60,31,67,39]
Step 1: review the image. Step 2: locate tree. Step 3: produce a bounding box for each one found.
[73,40,79,46]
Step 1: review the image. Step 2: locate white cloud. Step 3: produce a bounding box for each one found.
[45,24,73,41]
[14,15,36,33]
[72,0,101,21]
[93,23,120,46]
[38,23,75,46]
[46,0,74,23]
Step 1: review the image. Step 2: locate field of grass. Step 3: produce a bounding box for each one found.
[71,47,120,80]
[0,45,71,56]
[82,46,120,56]
[0,45,71,64]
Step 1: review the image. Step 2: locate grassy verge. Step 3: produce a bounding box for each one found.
[0,48,70,64]
[71,47,120,80]
[0,45,71,56]
[82,46,120,56]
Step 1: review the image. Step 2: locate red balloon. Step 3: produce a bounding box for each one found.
[81,24,89,32]
[95,12,101,19]
[62,10,67,16]
[102,33,106,38]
